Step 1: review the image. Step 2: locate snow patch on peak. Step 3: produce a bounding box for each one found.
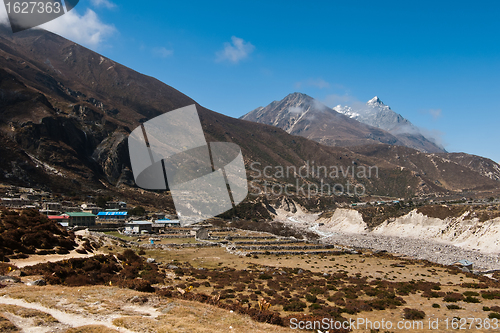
[367,96,383,105]
[334,105,359,118]
[335,96,419,136]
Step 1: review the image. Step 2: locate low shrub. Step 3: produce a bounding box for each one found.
[463,296,481,303]
[489,313,500,320]
[21,250,162,291]
[283,301,306,312]
[0,209,76,259]
[403,308,425,320]
[482,290,500,300]
[309,303,322,310]
[443,293,464,302]
[305,294,317,303]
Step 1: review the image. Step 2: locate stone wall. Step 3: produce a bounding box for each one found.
[233,240,303,245]
[246,250,346,256]
[233,244,337,251]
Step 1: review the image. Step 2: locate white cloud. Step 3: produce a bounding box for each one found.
[216,36,255,64]
[419,108,443,121]
[152,47,173,58]
[0,4,115,49]
[295,78,330,90]
[312,98,329,112]
[419,128,446,149]
[323,93,358,107]
[428,108,442,120]
[0,4,9,26]
[288,106,304,114]
[39,8,116,48]
[90,0,117,9]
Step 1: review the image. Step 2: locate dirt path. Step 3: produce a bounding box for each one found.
[9,230,106,268]
[9,251,104,268]
[0,296,136,333]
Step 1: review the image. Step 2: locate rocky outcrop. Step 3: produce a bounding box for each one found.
[92,131,133,185]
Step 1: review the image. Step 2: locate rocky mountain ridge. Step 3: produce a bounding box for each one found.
[0,27,498,202]
[241,92,404,148]
[244,92,445,153]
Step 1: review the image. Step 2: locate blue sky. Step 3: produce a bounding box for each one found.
[2,0,499,162]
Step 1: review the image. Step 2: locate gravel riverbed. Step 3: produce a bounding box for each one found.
[278,215,500,271]
[321,232,500,271]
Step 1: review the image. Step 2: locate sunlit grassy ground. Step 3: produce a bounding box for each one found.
[2,228,499,332]
[0,285,296,332]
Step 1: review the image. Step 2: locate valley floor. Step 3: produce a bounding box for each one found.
[275,210,500,272]
[2,225,500,332]
[321,232,500,272]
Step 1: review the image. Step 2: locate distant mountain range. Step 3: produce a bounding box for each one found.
[241,92,402,148]
[242,93,445,153]
[0,26,499,202]
[335,96,445,153]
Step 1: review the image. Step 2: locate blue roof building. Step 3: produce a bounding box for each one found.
[97,211,128,220]
[154,219,181,226]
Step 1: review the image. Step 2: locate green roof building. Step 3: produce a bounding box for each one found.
[64,212,96,227]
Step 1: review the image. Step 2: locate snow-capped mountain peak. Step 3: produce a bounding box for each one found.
[367,96,384,105]
[334,96,446,153]
[242,92,446,153]
[335,96,405,131]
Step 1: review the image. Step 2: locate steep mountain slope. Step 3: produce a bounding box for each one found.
[0,27,498,201]
[441,153,500,181]
[335,96,445,153]
[241,92,404,147]
[0,27,412,198]
[350,145,500,192]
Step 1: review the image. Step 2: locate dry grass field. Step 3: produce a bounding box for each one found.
[0,226,499,332]
[0,285,296,332]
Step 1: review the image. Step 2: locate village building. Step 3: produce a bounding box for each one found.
[125,221,152,234]
[155,219,181,227]
[106,201,127,210]
[151,219,181,233]
[97,211,128,221]
[20,193,42,201]
[48,214,70,227]
[42,202,62,211]
[64,212,97,227]
[81,203,100,215]
[1,197,31,208]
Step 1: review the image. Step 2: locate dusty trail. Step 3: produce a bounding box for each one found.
[9,251,103,268]
[0,296,136,333]
[9,230,106,268]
